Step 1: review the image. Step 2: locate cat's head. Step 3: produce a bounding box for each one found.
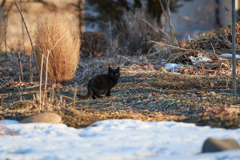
[108,66,120,80]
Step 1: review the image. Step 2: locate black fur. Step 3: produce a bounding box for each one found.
[77,67,120,99]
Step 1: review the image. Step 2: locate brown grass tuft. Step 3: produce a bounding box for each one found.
[0,7,7,51]
[34,15,80,84]
[117,8,170,54]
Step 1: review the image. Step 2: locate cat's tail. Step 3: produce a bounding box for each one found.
[77,89,94,100]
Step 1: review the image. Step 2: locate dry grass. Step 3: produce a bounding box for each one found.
[0,7,7,51]
[188,23,240,55]
[3,0,79,53]
[117,8,170,54]
[0,117,18,136]
[34,14,80,84]
[1,56,240,129]
[80,31,110,58]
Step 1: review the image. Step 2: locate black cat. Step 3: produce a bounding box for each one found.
[77,66,120,99]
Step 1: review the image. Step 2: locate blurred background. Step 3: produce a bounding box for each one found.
[0,0,238,53]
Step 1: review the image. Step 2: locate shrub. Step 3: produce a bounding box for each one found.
[80,31,109,58]
[117,8,170,54]
[34,15,80,84]
[0,7,7,50]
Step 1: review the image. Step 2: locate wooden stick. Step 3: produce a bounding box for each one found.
[62,95,75,100]
[29,50,32,82]
[74,85,78,108]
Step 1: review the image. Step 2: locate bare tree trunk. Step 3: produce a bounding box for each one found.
[78,0,85,34]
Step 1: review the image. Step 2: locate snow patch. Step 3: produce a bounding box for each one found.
[221,53,240,59]
[165,63,183,72]
[0,120,239,160]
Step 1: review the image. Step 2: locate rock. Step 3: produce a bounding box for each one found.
[202,137,240,153]
[209,91,216,96]
[20,112,62,124]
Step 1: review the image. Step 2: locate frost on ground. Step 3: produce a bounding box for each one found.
[0,120,240,160]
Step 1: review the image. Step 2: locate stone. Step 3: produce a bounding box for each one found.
[20,112,62,124]
[202,137,240,153]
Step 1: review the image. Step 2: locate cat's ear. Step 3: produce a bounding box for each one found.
[108,66,112,71]
[116,66,120,71]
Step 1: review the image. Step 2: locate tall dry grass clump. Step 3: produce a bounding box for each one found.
[117,8,170,54]
[0,7,7,50]
[34,15,80,84]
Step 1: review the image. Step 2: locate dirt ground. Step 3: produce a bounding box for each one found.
[0,52,240,129]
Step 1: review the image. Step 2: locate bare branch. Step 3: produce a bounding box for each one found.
[48,31,69,53]
[14,2,34,51]
[137,17,171,40]
[159,0,178,46]
[149,40,188,51]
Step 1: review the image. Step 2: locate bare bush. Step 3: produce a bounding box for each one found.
[34,15,80,84]
[0,7,7,51]
[117,8,171,55]
[80,31,110,58]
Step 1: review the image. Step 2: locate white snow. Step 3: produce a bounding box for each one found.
[0,120,240,160]
[165,63,183,72]
[221,53,240,59]
[189,53,212,66]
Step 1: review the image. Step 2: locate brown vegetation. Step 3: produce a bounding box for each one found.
[0,7,7,51]
[117,8,170,54]
[188,23,240,55]
[80,32,109,58]
[1,8,240,130]
[2,0,79,53]
[34,15,80,84]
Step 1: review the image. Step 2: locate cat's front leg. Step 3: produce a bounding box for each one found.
[106,89,111,96]
[92,94,97,99]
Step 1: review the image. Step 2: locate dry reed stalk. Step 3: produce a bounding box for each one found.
[74,85,78,108]
[149,40,188,51]
[39,54,44,110]
[17,52,24,81]
[29,50,32,82]
[35,15,80,84]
